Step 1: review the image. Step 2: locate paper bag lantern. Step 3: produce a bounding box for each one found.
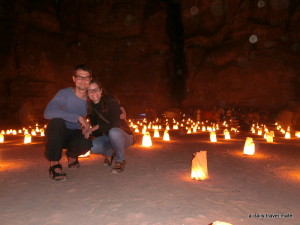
[187,127,191,134]
[163,130,170,141]
[285,131,291,139]
[191,151,209,180]
[210,131,217,142]
[243,137,255,155]
[142,125,147,134]
[142,132,152,147]
[0,134,4,143]
[24,134,32,144]
[295,131,300,138]
[79,150,90,157]
[223,129,230,139]
[266,132,273,143]
[153,129,160,138]
[211,221,233,225]
[257,128,262,135]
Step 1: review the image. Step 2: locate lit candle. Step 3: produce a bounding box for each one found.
[243,137,255,155]
[163,130,170,141]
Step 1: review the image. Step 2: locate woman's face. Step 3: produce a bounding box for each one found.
[88,83,102,104]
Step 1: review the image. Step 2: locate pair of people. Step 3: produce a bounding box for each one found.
[44,64,133,181]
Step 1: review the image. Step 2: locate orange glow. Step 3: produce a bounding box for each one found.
[211,221,233,225]
[191,151,209,181]
[142,132,152,147]
[0,134,4,142]
[24,134,32,144]
[79,150,90,157]
[187,127,191,134]
[243,137,255,155]
[210,131,217,142]
[163,130,170,141]
[266,132,273,143]
[153,129,160,138]
[223,129,230,140]
[257,128,262,135]
[285,131,291,139]
[142,125,147,134]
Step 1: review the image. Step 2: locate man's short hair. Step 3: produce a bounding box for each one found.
[73,64,92,76]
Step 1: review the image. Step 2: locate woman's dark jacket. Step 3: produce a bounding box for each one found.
[88,95,133,136]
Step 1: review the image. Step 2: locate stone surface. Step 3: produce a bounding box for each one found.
[0,0,300,124]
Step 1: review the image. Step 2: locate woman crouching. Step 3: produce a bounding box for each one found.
[84,80,134,173]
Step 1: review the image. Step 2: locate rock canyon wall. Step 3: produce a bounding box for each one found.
[0,0,299,124]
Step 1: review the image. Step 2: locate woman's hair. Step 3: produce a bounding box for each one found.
[87,79,108,115]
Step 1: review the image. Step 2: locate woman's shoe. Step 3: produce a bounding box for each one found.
[67,156,80,168]
[49,164,67,181]
[103,154,114,167]
[111,160,126,173]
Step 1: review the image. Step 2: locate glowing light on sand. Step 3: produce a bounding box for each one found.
[142,132,152,147]
[191,151,208,181]
[211,221,233,225]
[187,127,191,134]
[223,129,230,139]
[243,137,255,155]
[163,130,170,141]
[153,129,160,138]
[285,131,291,139]
[0,134,4,143]
[24,134,32,144]
[210,131,217,142]
[266,132,273,143]
[79,150,90,157]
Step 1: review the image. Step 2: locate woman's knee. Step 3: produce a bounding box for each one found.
[108,128,123,139]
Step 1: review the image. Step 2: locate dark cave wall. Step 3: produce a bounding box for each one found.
[0,0,300,124]
[182,0,300,109]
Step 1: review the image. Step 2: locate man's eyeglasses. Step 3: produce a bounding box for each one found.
[88,88,101,94]
[75,75,91,81]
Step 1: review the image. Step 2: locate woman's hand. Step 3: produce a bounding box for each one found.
[82,127,92,139]
[82,124,100,139]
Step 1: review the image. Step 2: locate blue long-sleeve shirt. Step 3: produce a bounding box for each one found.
[44,87,87,130]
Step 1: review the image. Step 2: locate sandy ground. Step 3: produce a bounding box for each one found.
[0,127,300,225]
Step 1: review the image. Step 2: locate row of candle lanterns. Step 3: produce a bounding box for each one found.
[0,124,46,144]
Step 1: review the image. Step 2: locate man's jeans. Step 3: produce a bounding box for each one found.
[91,127,133,162]
[45,118,92,161]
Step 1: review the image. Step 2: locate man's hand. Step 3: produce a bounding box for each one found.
[78,116,89,128]
[120,106,127,120]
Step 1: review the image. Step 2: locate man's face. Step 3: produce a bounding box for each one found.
[72,69,91,91]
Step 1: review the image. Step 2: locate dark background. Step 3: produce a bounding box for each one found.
[0,0,300,125]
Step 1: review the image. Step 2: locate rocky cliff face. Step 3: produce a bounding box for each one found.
[0,0,299,124]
